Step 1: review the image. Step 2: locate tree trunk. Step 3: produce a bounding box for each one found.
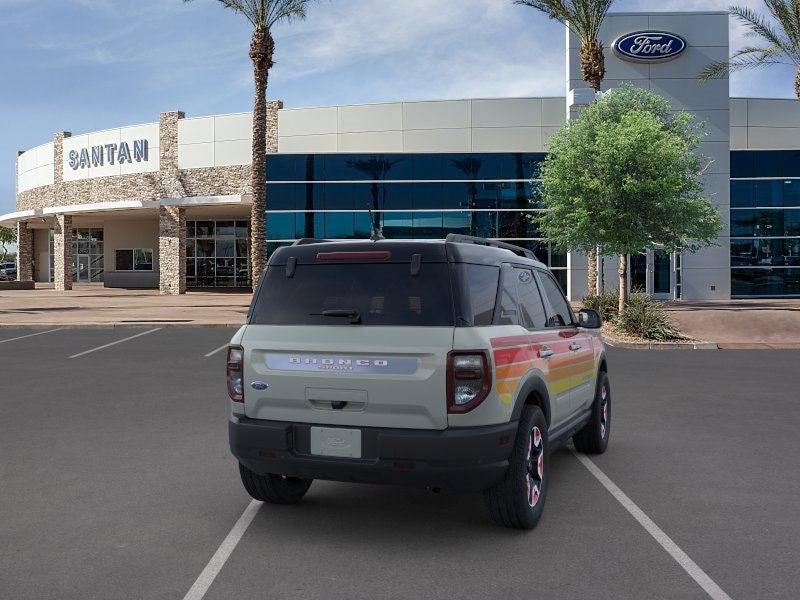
[249,28,275,289]
[796,67,800,102]
[618,254,628,313]
[580,40,605,92]
[587,247,597,296]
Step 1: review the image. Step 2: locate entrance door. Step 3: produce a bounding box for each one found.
[652,249,672,299]
[77,256,90,282]
[630,252,647,293]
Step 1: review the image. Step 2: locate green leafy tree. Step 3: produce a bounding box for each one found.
[536,85,722,311]
[0,226,15,263]
[515,0,616,293]
[184,0,315,286]
[699,2,800,100]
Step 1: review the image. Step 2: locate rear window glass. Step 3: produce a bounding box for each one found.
[250,263,454,326]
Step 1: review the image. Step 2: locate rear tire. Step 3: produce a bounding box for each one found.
[483,405,549,530]
[573,371,611,454]
[238,463,312,504]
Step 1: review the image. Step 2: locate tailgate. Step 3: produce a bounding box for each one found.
[242,325,453,430]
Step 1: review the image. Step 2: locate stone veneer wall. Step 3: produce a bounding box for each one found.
[15,222,33,281]
[53,214,73,291]
[15,102,282,292]
[158,206,186,295]
[16,102,283,212]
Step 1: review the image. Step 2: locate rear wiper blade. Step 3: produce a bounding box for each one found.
[310,309,362,324]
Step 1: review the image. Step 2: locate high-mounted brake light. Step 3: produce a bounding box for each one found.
[447,350,491,413]
[227,345,244,402]
[316,251,391,262]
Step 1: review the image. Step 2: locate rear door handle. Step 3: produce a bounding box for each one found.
[569,342,582,352]
[540,345,554,359]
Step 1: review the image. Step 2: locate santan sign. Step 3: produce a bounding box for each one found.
[613,31,687,62]
[67,139,149,170]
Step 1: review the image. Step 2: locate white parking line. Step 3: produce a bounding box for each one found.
[68,328,162,359]
[0,328,63,345]
[182,500,262,600]
[204,343,229,358]
[571,450,733,600]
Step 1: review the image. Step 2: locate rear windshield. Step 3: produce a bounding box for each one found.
[250,263,455,326]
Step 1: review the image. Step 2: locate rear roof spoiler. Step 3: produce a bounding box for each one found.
[445,234,536,260]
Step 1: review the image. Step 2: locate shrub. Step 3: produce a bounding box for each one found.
[616,293,684,341]
[581,290,620,322]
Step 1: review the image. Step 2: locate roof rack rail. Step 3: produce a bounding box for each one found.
[293,238,335,246]
[445,234,536,260]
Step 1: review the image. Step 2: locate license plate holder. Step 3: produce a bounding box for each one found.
[310,427,362,459]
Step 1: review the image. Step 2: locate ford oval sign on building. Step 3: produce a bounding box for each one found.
[613,31,687,62]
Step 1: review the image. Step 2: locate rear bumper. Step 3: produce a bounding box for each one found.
[229,415,517,493]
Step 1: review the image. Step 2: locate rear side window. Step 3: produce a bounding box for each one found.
[514,268,547,329]
[538,271,573,327]
[250,263,454,326]
[494,265,519,326]
[453,264,499,326]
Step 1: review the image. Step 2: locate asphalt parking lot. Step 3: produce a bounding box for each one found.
[1,327,798,600]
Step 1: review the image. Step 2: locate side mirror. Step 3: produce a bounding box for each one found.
[578,308,602,329]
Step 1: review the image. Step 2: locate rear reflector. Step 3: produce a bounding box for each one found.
[316,251,391,262]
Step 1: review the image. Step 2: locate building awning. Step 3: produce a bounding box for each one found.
[0,194,246,227]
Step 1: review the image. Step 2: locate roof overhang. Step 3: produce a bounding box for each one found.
[0,194,245,227]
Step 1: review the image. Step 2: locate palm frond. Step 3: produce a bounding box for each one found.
[730,5,800,64]
[699,46,788,80]
[515,0,616,43]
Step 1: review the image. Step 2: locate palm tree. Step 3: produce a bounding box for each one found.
[699,2,800,101]
[515,0,615,294]
[185,0,314,287]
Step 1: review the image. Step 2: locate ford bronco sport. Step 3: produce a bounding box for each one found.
[228,235,609,529]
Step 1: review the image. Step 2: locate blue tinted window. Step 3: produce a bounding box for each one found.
[730,151,753,178]
[324,212,354,238]
[412,155,442,180]
[754,180,783,207]
[443,211,472,235]
[376,183,412,211]
[324,183,354,210]
[267,184,298,210]
[265,213,295,240]
[413,212,444,237]
[412,182,442,209]
[266,155,297,181]
[781,150,800,177]
[730,181,753,208]
[354,212,372,238]
[472,212,498,238]
[783,180,800,207]
[382,212,414,238]
[732,268,800,296]
[730,210,753,237]
[754,151,783,177]
[441,183,470,209]
[785,210,800,235]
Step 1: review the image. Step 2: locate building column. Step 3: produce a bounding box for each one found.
[53,214,73,291]
[16,221,34,282]
[159,205,186,295]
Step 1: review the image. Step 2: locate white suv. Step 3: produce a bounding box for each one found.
[227,235,610,529]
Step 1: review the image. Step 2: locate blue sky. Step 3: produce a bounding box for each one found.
[1,0,797,215]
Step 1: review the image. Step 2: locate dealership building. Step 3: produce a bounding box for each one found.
[4,10,800,300]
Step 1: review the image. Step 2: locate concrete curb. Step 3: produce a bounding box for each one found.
[603,338,719,350]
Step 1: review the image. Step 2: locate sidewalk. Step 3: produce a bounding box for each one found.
[0,284,252,327]
[664,300,800,349]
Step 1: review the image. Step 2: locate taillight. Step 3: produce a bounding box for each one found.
[447,351,491,413]
[227,345,244,402]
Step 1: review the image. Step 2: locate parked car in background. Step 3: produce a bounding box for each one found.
[0,262,16,281]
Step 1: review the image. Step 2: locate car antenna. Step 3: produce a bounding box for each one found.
[367,203,385,241]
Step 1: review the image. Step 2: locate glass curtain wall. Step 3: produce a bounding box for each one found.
[186,220,251,288]
[264,153,568,290]
[731,151,800,297]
